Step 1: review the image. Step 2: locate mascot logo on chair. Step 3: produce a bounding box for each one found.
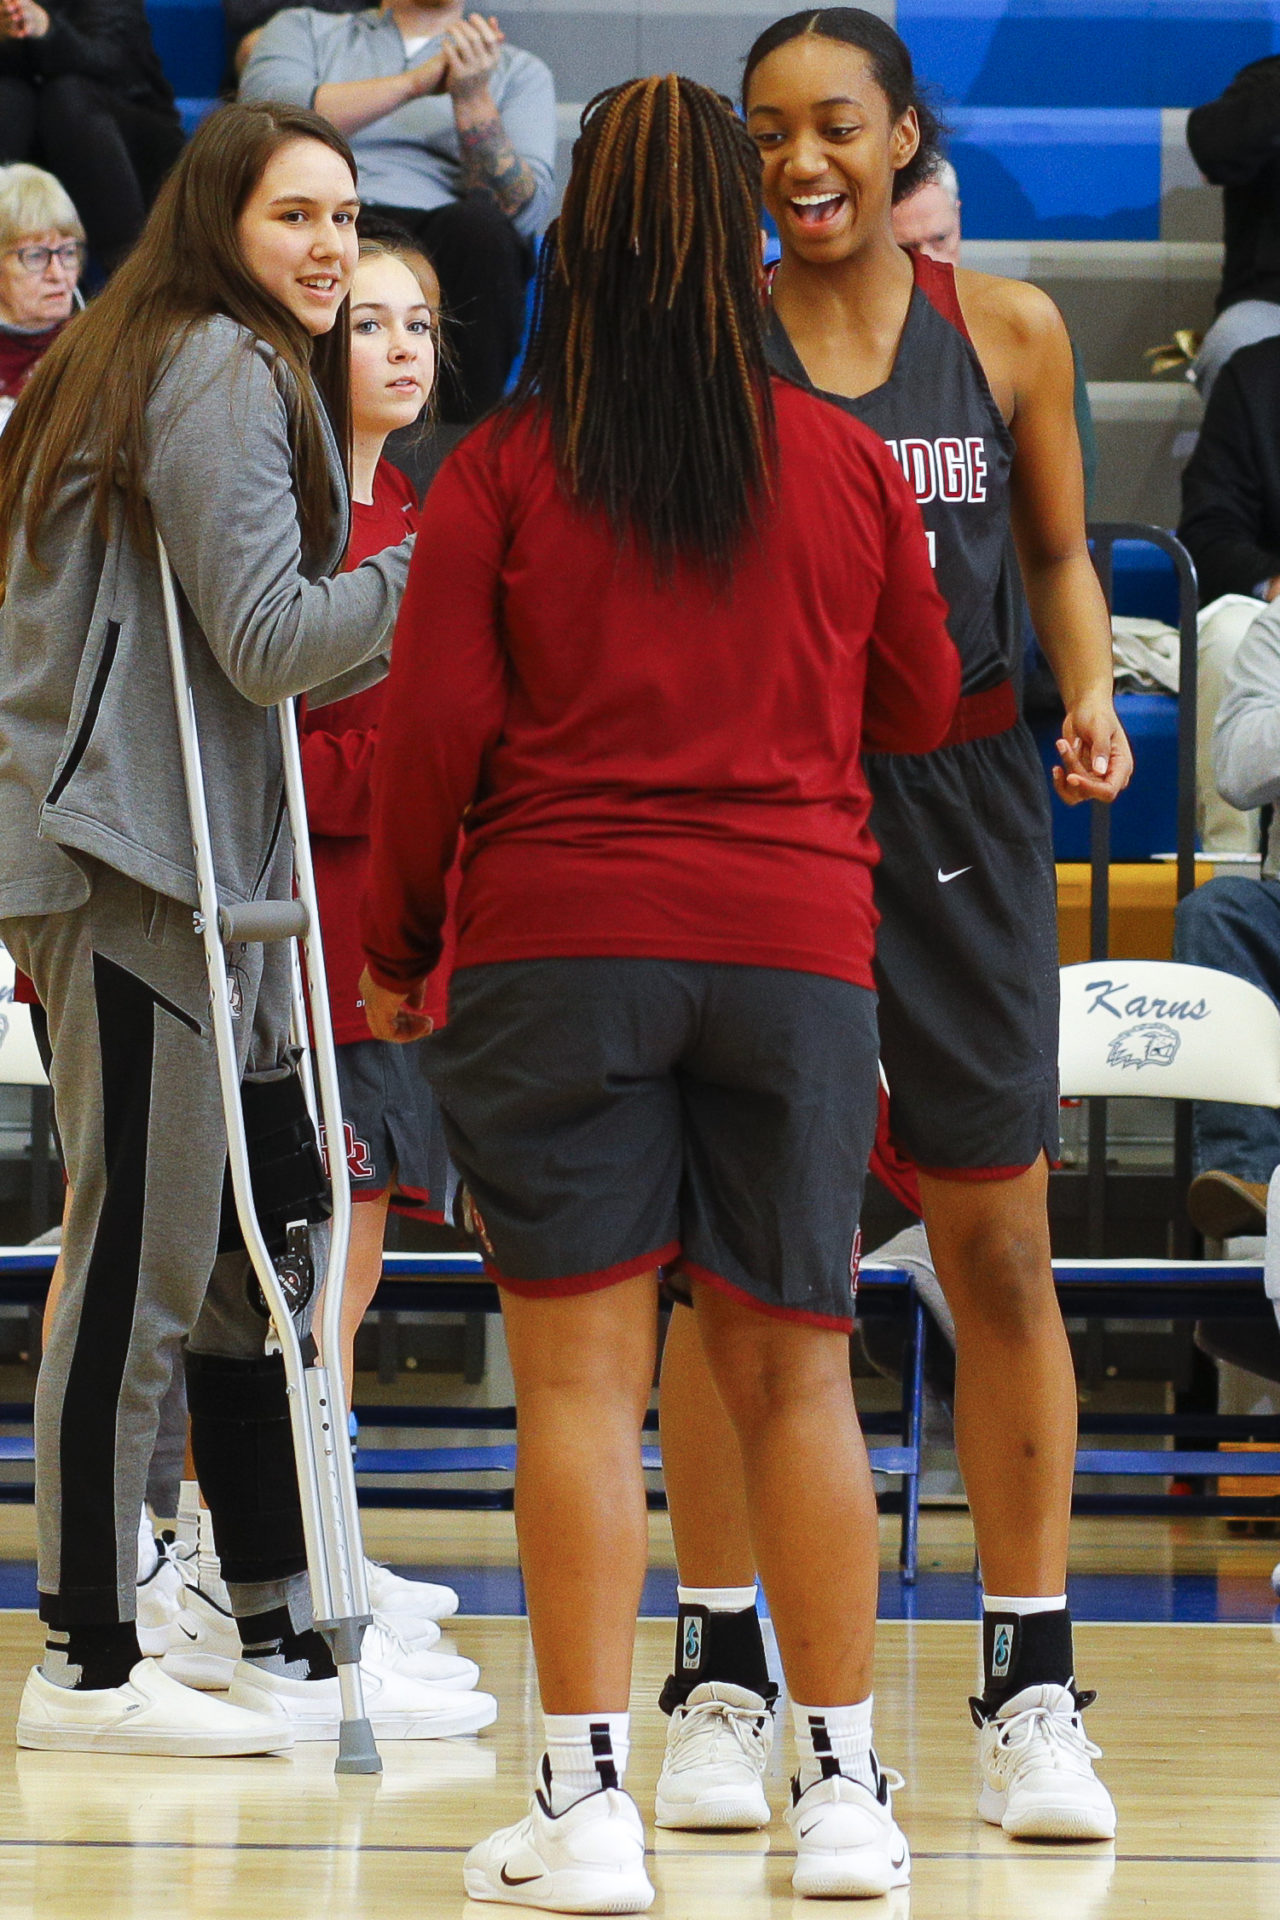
[1106,1022,1181,1071]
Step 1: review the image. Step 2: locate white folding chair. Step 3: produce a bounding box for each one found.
[1058,958,1280,1501]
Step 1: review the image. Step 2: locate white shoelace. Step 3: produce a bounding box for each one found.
[668,1697,769,1775]
[996,1704,1103,1780]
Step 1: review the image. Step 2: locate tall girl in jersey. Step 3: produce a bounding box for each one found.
[653,9,1131,1846]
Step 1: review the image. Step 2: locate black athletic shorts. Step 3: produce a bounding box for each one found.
[867,717,1061,1176]
[327,1037,454,1221]
[423,957,880,1329]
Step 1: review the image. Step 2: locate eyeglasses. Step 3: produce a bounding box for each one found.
[6,243,84,275]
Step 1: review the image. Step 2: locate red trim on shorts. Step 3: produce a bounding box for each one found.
[679,1259,854,1335]
[940,680,1017,749]
[915,1161,1035,1183]
[490,1241,682,1299]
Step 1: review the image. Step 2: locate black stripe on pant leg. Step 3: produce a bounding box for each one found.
[49,954,157,1625]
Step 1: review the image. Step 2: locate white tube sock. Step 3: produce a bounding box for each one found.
[676,1584,758,1612]
[982,1594,1067,1616]
[541,1711,631,1815]
[791,1694,876,1793]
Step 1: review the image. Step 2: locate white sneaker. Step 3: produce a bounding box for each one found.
[161,1583,241,1691]
[976,1684,1117,1841]
[135,1536,185,1659]
[464,1786,654,1912]
[226,1656,497,1740]
[17,1659,293,1757]
[364,1557,458,1626]
[362,1619,480,1692]
[786,1766,911,1899]
[654,1681,772,1830]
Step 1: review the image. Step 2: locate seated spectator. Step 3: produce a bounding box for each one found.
[241,0,554,421]
[1174,601,1280,1238]
[1175,333,1280,853]
[1187,59,1280,399]
[0,161,82,431]
[0,0,184,273]
[223,0,360,82]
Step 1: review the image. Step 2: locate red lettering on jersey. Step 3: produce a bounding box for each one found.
[899,438,937,504]
[318,1122,376,1181]
[966,437,987,502]
[937,438,967,501]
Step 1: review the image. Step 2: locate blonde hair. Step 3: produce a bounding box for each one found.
[0,164,85,257]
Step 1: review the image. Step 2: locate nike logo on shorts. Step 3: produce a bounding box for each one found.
[937,866,972,884]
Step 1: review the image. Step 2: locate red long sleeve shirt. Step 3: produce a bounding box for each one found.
[362,378,960,994]
[300,460,425,1042]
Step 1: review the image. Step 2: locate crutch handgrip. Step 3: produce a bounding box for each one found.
[218,899,310,944]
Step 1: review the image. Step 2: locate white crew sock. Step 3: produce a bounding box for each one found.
[676,1583,759,1612]
[135,1506,158,1585]
[792,1695,877,1794]
[982,1594,1068,1617]
[174,1479,202,1563]
[196,1507,232,1611]
[541,1711,631,1815]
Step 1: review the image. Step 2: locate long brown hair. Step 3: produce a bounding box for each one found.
[0,101,356,591]
[506,75,776,575]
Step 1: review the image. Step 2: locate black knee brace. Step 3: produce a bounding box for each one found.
[217,1059,331,1259]
[184,1348,307,1584]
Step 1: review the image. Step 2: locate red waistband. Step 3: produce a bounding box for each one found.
[941,679,1018,749]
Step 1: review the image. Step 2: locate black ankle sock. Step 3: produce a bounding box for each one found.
[42,1621,141,1691]
[659,1603,775,1715]
[238,1604,337,1680]
[975,1606,1077,1717]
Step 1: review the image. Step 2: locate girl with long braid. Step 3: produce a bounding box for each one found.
[654,7,1131,1854]
[361,74,958,1909]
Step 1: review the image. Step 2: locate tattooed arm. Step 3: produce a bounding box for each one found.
[444,13,537,218]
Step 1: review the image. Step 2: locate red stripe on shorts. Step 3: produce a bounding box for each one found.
[914,1161,1036,1183]
[490,1240,682,1299]
[679,1259,854,1335]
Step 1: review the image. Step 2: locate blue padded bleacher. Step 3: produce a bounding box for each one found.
[949,107,1162,239]
[897,0,1280,109]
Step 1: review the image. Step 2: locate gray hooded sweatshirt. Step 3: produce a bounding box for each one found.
[0,314,411,919]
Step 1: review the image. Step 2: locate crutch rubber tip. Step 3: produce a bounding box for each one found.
[336,1716,382,1775]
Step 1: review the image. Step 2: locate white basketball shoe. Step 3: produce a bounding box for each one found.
[786,1763,911,1899]
[654,1682,772,1830]
[17,1659,293,1758]
[135,1517,184,1658]
[976,1684,1117,1840]
[464,1785,654,1912]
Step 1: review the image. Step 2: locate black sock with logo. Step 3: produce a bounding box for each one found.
[975,1606,1077,1719]
[41,1622,141,1692]
[659,1601,775,1715]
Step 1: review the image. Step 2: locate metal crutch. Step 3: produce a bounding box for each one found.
[156,527,381,1776]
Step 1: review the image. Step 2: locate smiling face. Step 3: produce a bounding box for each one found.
[235,137,360,335]
[745,36,918,265]
[0,227,80,330]
[348,251,437,437]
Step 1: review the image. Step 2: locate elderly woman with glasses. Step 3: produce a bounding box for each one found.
[0,162,83,432]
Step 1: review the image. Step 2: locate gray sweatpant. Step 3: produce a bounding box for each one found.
[2,857,302,1626]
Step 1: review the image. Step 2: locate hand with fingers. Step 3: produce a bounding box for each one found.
[0,0,49,38]
[1053,693,1134,806]
[359,967,434,1044]
[443,12,506,100]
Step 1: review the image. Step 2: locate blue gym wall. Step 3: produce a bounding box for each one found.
[144,0,1268,238]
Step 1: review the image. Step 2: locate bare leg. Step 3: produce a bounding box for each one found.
[337,1188,392,1410]
[690,1282,878,1705]
[658,1301,755,1586]
[917,1157,1075,1596]
[501,1270,660,1712]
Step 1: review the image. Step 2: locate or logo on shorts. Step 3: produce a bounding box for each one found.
[317,1122,375,1181]
[682,1615,703,1670]
[849,1227,862,1302]
[1106,1023,1181,1071]
[462,1189,496,1259]
[992,1623,1013,1679]
[937,865,972,884]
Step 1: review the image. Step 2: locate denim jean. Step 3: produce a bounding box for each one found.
[1172,875,1280,1179]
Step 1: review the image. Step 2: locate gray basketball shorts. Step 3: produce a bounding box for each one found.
[327,1036,454,1221]
[422,957,880,1330]
[867,718,1062,1177]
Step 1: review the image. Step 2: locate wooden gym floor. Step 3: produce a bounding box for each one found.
[2,1508,1280,1917]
